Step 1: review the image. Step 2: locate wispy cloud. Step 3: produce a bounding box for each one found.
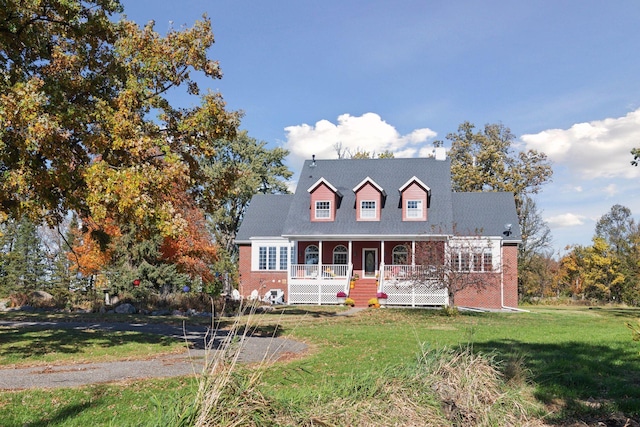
[545,213,587,228]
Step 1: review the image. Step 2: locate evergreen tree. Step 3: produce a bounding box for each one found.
[0,217,46,295]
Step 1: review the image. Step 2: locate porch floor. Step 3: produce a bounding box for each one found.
[349,279,378,307]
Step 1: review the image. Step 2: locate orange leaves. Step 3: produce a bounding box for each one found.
[159,191,217,283]
[69,219,121,276]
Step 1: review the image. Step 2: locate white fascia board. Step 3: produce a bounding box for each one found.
[399,176,431,193]
[352,176,385,194]
[307,177,338,193]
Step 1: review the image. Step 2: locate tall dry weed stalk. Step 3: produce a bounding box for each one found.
[183,301,282,427]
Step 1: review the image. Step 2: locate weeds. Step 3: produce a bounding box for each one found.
[160,301,280,426]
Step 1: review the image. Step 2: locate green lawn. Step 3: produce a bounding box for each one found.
[1,306,639,426]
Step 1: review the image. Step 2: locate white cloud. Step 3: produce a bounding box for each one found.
[283,113,437,166]
[545,213,587,228]
[521,108,640,179]
[602,183,618,197]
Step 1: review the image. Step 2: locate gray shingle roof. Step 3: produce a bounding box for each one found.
[452,192,522,242]
[235,157,521,242]
[235,194,294,243]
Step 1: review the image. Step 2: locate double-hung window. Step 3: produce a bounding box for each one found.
[406,200,423,218]
[315,201,331,219]
[258,245,289,271]
[360,200,376,219]
[279,247,289,270]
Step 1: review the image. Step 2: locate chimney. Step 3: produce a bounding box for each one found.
[434,147,446,161]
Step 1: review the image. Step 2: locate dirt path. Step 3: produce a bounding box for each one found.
[0,320,308,390]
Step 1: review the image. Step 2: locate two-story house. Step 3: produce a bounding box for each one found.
[235,156,521,309]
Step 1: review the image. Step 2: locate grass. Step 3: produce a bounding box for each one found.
[1,306,639,425]
[0,326,185,366]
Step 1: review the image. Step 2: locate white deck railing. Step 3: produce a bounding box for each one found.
[289,264,350,280]
[379,264,448,307]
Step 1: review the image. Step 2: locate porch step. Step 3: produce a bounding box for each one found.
[348,279,378,307]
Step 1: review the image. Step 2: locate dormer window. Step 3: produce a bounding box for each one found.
[353,177,385,222]
[308,177,342,222]
[399,176,429,221]
[406,200,423,218]
[360,200,377,219]
[315,201,331,219]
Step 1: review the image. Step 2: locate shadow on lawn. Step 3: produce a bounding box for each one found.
[473,338,640,423]
[27,400,100,427]
[0,327,174,361]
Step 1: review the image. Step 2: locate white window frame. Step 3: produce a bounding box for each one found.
[360,200,377,219]
[315,200,331,219]
[448,238,499,273]
[333,245,348,265]
[392,245,408,265]
[406,199,423,218]
[305,245,319,265]
[252,239,291,271]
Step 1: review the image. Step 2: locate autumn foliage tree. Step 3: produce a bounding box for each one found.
[556,205,640,305]
[0,1,240,237]
[160,190,217,285]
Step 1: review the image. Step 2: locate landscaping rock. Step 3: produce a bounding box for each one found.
[151,309,171,316]
[114,303,136,314]
[31,290,54,301]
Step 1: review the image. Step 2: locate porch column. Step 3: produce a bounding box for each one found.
[411,240,416,267]
[381,240,385,269]
[348,240,353,275]
[318,240,323,280]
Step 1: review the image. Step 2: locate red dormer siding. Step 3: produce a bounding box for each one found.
[309,183,336,222]
[401,182,428,221]
[355,182,382,221]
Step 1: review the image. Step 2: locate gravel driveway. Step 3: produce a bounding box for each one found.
[0,320,308,390]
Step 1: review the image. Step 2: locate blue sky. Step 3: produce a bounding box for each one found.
[121,0,640,254]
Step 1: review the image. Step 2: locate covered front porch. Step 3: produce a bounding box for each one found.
[286,239,449,307]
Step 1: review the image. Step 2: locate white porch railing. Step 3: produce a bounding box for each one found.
[379,264,448,307]
[290,263,350,280]
[288,264,351,305]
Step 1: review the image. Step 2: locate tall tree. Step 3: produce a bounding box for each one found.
[200,131,291,258]
[1,1,239,236]
[632,147,639,166]
[445,122,553,215]
[518,196,553,296]
[595,204,636,255]
[0,217,46,295]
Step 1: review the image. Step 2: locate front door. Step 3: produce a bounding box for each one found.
[363,248,377,278]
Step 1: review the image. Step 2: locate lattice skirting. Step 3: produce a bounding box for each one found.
[383,282,448,307]
[288,281,346,305]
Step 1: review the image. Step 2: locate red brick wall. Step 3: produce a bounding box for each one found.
[453,273,502,309]
[453,244,519,309]
[502,244,518,307]
[237,245,288,300]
